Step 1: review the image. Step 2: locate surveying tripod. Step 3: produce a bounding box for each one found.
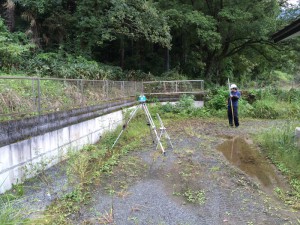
[111,101,173,155]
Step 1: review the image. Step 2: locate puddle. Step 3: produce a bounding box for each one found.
[217,137,284,189]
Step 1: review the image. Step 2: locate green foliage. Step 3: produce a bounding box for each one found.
[173,94,195,114]
[0,194,26,224]
[257,122,300,178]
[205,87,228,110]
[204,85,300,119]
[25,52,123,79]
[238,98,254,117]
[252,100,279,119]
[0,0,298,82]
[0,18,34,72]
[160,94,193,115]
[182,189,206,205]
[158,94,211,118]
[107,0,171,48]
[160,69,188,81]
[185,11,221,51]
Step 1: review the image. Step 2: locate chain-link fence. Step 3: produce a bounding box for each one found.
[0,77,205,121]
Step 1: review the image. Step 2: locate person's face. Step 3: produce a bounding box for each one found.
[231,88,237,92]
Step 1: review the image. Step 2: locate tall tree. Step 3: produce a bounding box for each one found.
[155,0,291,82]
[106,0,171,68]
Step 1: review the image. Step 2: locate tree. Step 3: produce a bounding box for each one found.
[155,0,290,83]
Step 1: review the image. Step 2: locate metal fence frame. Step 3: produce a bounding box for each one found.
[142,80,205,95]
[0,77,204,121]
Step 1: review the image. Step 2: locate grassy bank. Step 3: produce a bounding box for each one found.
[256,122,300,209]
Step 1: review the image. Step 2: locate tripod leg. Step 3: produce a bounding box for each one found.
[165,131,174,149]
[111,105,140,149]
[142,103,165,154]
[157,113,173,149]
[148,124,155,144]
[156,129,164,150]
[144,110,155,144]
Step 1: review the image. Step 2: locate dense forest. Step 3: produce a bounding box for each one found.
[0,0,299,84]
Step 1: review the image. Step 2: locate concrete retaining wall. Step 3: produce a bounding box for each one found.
[0,96,204,194]
[0,99,136,194]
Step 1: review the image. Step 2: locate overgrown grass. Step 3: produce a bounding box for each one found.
[0,194,27,225]
[256,122,300,208]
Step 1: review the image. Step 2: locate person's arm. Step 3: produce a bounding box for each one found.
[231,92,240,99]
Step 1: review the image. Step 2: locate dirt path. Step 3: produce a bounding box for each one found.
[75,118,299,224]
[15,118,300,224]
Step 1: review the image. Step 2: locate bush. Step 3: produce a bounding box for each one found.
[238,99,254,117]
[0,18,33,72]
[160,68,188,81]
[173,94,195,114]
[205,87,228,110]
[252,100,279,119]
[24,52,124,79]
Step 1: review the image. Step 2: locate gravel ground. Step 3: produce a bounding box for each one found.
[8,118,300,224]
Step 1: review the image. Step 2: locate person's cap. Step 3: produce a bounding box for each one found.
[230,84,237,89]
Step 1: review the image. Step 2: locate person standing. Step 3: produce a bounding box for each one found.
[228,84,241,127]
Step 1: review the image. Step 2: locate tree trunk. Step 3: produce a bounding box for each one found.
[67,0,76,13]
[120,37,125,69]
[4,0,15,32]
[165,48,170,72]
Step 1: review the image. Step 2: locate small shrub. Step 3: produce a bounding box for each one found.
[160,102,174,113]
[174,94,195,114]
[205,87,228,111]
[252,100,279,119]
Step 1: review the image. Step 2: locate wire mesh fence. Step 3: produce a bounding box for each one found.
[0,77,205,121]
[142,80,204,94]
[0,77,143,121]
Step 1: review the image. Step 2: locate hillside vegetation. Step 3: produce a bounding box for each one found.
[0,0,299,84]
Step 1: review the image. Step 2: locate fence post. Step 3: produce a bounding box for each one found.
[106,80,109,99]
[81,79,84,104]
[37,78,41,116]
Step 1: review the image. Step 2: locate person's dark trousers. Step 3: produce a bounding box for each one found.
[228,106,239,127]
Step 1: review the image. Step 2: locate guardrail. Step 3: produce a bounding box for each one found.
[0,77,204,121]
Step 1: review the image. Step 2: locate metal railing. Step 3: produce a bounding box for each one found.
[0,77,205,121]
[142,80,204,95]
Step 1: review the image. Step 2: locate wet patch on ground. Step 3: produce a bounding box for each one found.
[217,136,287,193]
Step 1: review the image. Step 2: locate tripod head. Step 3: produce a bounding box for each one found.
[138,95,147,103]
